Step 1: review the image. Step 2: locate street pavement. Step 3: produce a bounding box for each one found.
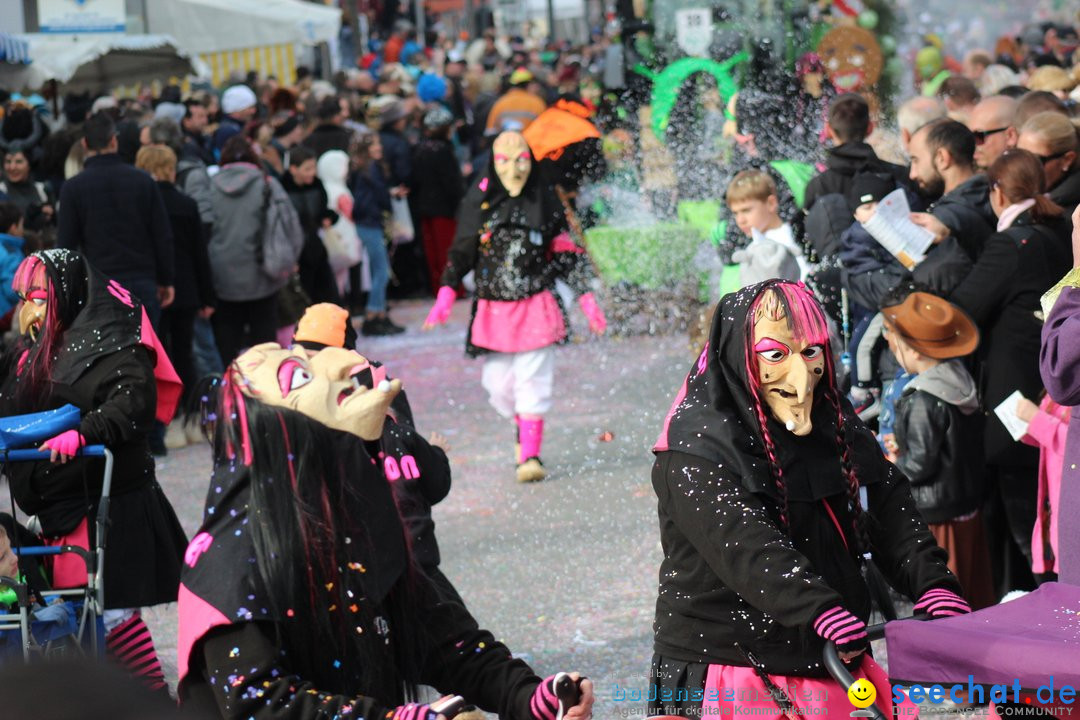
[141,296,699,717]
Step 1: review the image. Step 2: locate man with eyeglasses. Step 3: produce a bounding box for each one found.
[967,96,1018,171]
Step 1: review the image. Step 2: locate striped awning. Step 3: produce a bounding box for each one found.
[0,32,31,65]
[199,43,297,87]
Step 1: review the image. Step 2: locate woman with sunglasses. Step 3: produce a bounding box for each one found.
[947,148,1071,595]
[1017,111,1080,210]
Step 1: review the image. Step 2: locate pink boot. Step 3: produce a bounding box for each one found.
[516,416,546,483]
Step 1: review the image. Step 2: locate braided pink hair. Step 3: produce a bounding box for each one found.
[743,283,867,553]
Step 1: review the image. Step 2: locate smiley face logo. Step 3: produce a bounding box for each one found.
[848,678,877,709]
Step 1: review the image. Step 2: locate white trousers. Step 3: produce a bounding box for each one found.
[480,348,555,418]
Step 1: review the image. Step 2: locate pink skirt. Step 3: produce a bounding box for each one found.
[470,290,566,353]
[703,656,919,719]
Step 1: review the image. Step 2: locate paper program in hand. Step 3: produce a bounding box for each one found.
[859,189,935,270]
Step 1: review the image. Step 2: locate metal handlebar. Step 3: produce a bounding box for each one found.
[1,445,107,461]
[824,616,929,720]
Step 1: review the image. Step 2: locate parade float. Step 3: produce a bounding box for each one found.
[580,0,903,335]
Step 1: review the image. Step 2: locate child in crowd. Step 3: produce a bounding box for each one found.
[1016,392,1070,583]
[882,290,996,609]
[726,170,808,288]
[350,132,404,336]
[0,202,26,324]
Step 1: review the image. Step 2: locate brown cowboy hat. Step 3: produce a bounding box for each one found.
[880,291,979,359]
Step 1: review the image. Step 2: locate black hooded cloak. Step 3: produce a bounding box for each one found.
[0,249,187,609]
[650,281,958,679]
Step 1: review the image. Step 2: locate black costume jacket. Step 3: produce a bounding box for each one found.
[651,280,960,676]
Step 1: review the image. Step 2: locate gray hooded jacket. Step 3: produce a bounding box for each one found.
[208,163,303,302]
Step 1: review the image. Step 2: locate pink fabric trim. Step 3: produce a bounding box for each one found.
[139,307,183,424]
[821,500,849,551]
[176,582,231,686]
[46,517,90,589]
[470,291,566,353]
[1022,397,1071,574]
[653,377,690,452]
[702,656,915,719]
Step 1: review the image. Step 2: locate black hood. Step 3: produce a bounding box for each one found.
[455,140,561,238]
[30,248,149,386]
[655,279,886,502]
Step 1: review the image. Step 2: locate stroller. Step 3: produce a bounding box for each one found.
[0,404,113,660]
[825,582,1080,719]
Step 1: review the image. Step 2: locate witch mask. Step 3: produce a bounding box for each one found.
[234,343,401,441]
[13,258,48,341]
[751,289,827,436]
[492,131,532,197]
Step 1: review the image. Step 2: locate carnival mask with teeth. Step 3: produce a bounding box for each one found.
[752,290,826,436]
[234,343,401,440]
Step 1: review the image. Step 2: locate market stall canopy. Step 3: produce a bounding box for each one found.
[0,34,209,93]
[0,32,31,65]
[145,0,341,86]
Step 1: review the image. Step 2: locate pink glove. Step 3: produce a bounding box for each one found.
[813,605,868,655]
[41,430,85,463]
[389,703,440,720]
[424,286,457,327]
[913,587,971,618]
[577,292,607,335]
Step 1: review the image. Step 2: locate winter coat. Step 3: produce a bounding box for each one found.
[57,153,174,286]
[378,417,451,570]
[930,175,996,262]
[0,177,51,217]
[802,142,909,212]
[351,163,392,228]
[157,182,214,310]
[378,128,413,188]
[183,131,214,167]
[301,123,353,160]
[0,232,24,316]
[176,154,215,225]
[894,359,985,524]
[652,279,959,676]
[208,162,303,302]
[950,211,1072,467]
[1039,286,1080,585]
[1048,168,1080,212]
[280,172,341,305]
[732,224,802,287]
[840,224,972,317]
[410,137,464,219]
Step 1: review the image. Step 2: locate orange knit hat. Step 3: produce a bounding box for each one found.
[293,303,350,349]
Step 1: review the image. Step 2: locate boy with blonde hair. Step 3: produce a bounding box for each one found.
[725,169,807,287]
